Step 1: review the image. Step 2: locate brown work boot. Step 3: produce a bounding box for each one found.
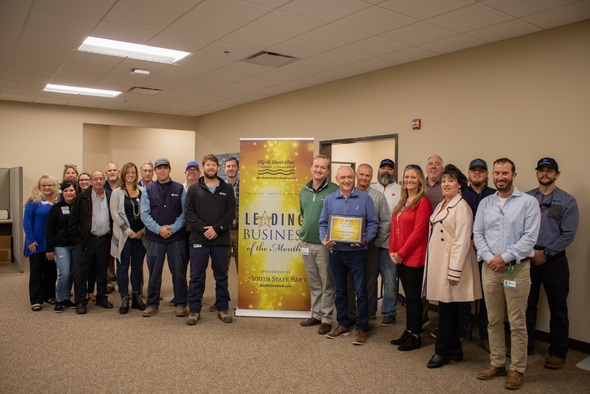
[504,370,524,390]
[300,317,321,327]
[209,303,218,312]
[352,330,367,345]
[317,323,331,335]
[477,365,507,380]
[544,356,565,370]
[175,306,188,317]
[142,307,158,317]
[326,326,350,339]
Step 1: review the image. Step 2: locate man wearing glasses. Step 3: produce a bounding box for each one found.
[138,161,154,188]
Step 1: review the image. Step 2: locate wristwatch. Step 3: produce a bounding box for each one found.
[543,249,551,257]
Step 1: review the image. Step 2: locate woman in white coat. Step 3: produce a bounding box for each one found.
[423,164,482,368]
[110,162,147,314]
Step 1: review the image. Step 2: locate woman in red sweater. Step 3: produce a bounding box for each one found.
[389,165,432,351]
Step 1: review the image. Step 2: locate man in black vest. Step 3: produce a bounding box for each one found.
[140,158,188,317]
[184,154,236,325]
[69,170,113,314]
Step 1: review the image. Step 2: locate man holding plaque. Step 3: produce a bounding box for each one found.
[299,155,339,335]
[319,166,379,345]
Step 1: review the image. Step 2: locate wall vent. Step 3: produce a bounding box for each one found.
[241,51,297,67]
[128,87,162,95]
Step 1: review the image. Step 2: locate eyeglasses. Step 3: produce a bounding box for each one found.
[186,169,200,174]
[92,177,105,182]
[64,164,77,168]
[79,179,91,183]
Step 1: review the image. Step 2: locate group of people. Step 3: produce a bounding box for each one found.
[23,156,240,325]
[299,154,578,390]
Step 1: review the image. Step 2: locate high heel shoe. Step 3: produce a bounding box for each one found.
[427,354,450,368]
[390,330,411,346]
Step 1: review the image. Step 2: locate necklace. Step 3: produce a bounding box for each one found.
[126,190,141,219]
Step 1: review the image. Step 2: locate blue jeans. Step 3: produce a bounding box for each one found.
[116,238,146,296]
[188,245,230,313]
[54,246,76,302]
[146,239,188,308]
[329,249,368,331]
[378,247,397,317]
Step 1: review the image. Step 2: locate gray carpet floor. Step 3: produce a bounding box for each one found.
[1,259,589,394]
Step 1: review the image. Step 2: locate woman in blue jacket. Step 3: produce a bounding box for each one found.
[24,174,59,311]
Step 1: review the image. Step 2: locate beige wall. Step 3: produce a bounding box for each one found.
[0,101,197,190]
[194,20,590,343]
[83,125,195,183]
[332,139,397,184]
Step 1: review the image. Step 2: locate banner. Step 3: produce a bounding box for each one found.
[236,138,314,318]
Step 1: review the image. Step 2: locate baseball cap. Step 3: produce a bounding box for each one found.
[154,158,170,168]
[469,158,487,170]
[186,161,200,170]
[535,157,558,172]
[379,158,395,168]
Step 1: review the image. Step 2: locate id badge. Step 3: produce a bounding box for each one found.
[61,206,70,214]
[301,247,310,256]
[503,279,516,289]
[193,244,202,248]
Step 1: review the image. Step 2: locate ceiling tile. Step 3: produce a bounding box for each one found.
[266,39,332,58]
[114,58,171,73]
[193,42,258,61]
[4,79,46,89]
[297,24,371,47]
[188,0,272,26]
[0,3,28,25]
[333,6,416,35]
[21,27,86,49]
[2,0,33,6]
[165,16,238,41]
[69,51,126,66]
[219,61,275,76]
[34,96,71,105]
[239,75,283,87]
[34,0,115,19]
[279,0,369,23]
[257,67,310,82]
[309,49,372,66]
[380,22,458,46]
[521,1,590,29]
[347,56,401,71]
[53,69,102,83]
[270,81,312,93]
[15,41,74,59]
[240,0,291,8]
[465,19,541,42]
[28,8,98,35]
[191,93,227,103]
[380,46,440,63]
[246,10,324,36]
[200,69,250,83]
[0,92,36,101]
[148,32,211,52]
[0,38,17,52]
[481,0,579,18]
[426,4,513,33]
[378,0,474,20]
[342,36,410,56]
[60,60,115,75]
[296,66,361,85]
[208,83,263,97]
[66,98,105,107]
[0,22,22,42]
[1,86,43,95]
[104,2,181,31]
[279,59,337,75]
[8,63,59,77]
[219,28,289,50]
[176,54,234,74]
[121,0,204,14]
[12,53,66,69]
[420,34,486,54]
[90,22,160,44]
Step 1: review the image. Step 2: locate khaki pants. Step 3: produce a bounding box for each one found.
[300,241,334,325]
[482,261,531,373]
[227,227,239,273]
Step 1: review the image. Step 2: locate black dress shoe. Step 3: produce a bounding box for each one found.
[391,330,411,346]
[427,354,450,368]
[96,299,113,309]
[76,303,87,314]
[398,334,421,351]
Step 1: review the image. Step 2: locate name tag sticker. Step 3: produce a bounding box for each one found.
[171,193,179,197]
[61,206,70,214]
[503,280,516,289]
[301,247,309,256]
[41,201,49,205]
[193,244,202,248]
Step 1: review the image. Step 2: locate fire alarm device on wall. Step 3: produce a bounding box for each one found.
[412,119,421,130]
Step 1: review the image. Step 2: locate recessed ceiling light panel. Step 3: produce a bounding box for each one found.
[78,37,191,64]
[44,84,122,98]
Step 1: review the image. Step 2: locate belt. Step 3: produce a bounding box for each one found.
[506,257,530,265]
[90,233,109,239]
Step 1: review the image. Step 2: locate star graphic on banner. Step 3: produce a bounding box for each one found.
[257,211,271,228]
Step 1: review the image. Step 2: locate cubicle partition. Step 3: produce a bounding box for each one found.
[0,167,24,272]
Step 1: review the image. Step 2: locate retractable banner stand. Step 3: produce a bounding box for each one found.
[236,138,314,318]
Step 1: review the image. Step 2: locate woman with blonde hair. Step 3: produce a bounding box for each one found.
[110,162,147,313]
[389,165,432,351]
[62,164,79,181]
[24,174,60,311]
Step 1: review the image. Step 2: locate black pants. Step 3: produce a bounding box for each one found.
[29,252,57,305]
[74,235,111,305]
[526,251,569,359]
[436,301,461,356]
[398,264,424,335]
[457,260,489,340]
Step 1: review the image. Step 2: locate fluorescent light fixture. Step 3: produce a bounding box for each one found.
[44,84,122,98]
[131,68,150,75]
[78,37,191,64]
